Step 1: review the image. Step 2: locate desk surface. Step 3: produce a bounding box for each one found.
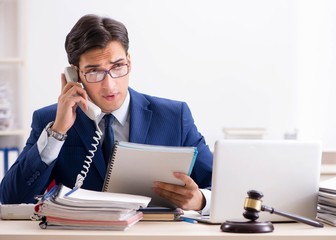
[0,220,335,240]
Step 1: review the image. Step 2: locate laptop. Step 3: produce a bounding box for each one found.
[186,139,322,224]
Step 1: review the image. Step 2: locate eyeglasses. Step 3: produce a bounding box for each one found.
[81,63,130,83]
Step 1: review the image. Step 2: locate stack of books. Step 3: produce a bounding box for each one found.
[317,177,336,226]
[140,207,184,221]
[34,184,151,230]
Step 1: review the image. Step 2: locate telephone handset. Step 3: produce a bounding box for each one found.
[63,66,103,192]
[64,66,101,121]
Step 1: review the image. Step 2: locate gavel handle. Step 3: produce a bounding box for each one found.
[261,205,324,228]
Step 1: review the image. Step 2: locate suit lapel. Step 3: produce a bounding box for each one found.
[73,110,106,180]
[129,88,152,144]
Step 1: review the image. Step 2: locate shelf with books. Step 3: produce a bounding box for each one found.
[0,0,27,153]
[0,61,26,150]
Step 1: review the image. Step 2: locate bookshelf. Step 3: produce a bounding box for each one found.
[0,58,24,64]
[0,0,26,153]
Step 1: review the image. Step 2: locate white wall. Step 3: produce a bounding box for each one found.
[23,0,336,150]
[297,0,336,150]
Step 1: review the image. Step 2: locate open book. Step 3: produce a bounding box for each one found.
[103,141,198,208]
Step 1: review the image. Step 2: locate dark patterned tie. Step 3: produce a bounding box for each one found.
[102,114,114,165]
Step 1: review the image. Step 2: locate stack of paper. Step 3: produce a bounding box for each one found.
[317,177,336,226]
[34,184,151,230]
[0,82,12,130]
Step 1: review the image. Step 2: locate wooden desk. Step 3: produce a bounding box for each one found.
[0,220,334,240]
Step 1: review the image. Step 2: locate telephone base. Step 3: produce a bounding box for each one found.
[221,219,274,233]
[1,204,35,220]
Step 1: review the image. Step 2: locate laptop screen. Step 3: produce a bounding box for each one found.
[209,139,322,223]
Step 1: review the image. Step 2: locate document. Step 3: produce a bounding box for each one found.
[35,184,151,230]
[317,177,336,226]
[103,141,198,208]
[58,184,150,209]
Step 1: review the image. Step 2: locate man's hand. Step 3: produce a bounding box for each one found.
[52,73,89,134]
[152,172,206,211]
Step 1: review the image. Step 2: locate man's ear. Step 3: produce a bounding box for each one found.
[71,64,82,83]
[127,53,132,72]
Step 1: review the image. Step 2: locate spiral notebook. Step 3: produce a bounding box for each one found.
[102,141,198,208]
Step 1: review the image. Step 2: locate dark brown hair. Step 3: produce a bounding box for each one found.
[65,14,129,66]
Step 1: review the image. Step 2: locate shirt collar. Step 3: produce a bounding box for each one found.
[97,90,130,126]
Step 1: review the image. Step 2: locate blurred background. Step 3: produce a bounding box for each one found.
[1,0,336,153]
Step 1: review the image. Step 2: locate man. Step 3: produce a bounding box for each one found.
[0,14,213,214]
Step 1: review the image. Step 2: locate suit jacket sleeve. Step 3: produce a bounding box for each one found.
[0,108,57,204]
[0,103,106,204]
[180,102,213,189]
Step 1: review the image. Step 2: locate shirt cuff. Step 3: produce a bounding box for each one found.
[199,188,211,216]
[37,124,65,165]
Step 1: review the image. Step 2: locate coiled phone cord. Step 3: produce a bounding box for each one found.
[74,121,102,190]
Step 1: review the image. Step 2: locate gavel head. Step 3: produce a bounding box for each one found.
[242,190,264,221]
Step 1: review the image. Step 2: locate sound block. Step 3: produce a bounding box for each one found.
[221,220,274,233]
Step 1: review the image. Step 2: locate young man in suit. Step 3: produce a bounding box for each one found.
[0,14,213,214]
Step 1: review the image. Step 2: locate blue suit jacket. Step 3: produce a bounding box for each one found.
[0,88,213,204]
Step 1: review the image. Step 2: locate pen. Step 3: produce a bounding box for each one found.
[180,217,198,224]
[65,187,79,197]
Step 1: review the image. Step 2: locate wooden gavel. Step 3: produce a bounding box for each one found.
[243,190,323,228]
